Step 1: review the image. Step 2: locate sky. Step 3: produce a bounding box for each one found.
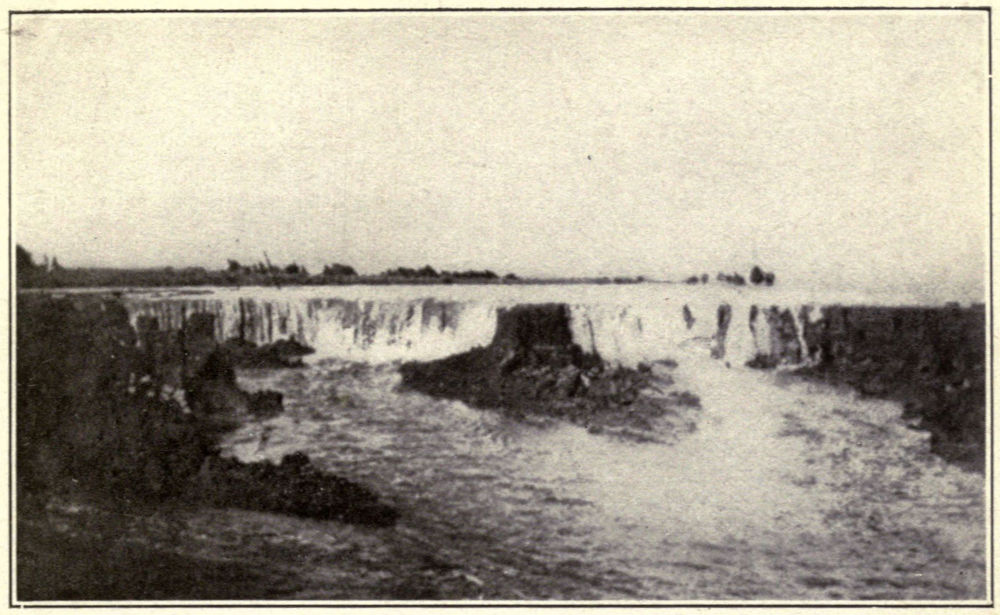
[11,10,989,299]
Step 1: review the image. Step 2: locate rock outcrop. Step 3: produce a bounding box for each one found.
[795,304,986,469]
[17,294,397,523]
[218,337,315,368]
[194,452,398,527]
[746,306,803,367]
[400,304,701,441]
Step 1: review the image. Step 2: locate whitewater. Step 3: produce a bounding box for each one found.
[121,282,980,366]
[112,283,985,600]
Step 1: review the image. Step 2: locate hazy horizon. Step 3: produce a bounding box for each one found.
[12,11,989,301]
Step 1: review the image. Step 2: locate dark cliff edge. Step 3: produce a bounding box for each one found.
[399,302,987,470]
[748,304,986,472]
[16,293,397,600]
[399,304,702,442]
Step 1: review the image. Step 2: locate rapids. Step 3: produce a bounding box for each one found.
[108,284,985,599]
[212,350,984,600]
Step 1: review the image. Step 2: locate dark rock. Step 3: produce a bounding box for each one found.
[682,305,695,330]
[399,303,698,440]
[17,294,397,528]
[16,294,216,502]
[194,453,398,527]
[220,337,315,369]
[795,305,985,470]
[553,365,583,397]
[747,306,802,367]
[711,303,732,359]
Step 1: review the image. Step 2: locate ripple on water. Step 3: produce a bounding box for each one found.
[222,358,985,600]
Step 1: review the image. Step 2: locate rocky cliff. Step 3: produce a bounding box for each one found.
[795,305,986,469]
[16,293,398,524]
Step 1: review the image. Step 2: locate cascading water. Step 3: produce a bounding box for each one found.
[123,286,822,368]
[126,295,501,363]
[109,284,983,599]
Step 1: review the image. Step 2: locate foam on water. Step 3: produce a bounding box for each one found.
[120,282,951,368]
[116,283,985,598]
[221,350,984,599]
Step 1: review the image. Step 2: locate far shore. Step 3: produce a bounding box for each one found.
[17,273,660,290]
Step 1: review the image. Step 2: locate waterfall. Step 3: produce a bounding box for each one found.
[123,289,817,368]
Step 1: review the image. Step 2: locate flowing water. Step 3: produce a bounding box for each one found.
[211,353,985,600]
[109,283,987,600]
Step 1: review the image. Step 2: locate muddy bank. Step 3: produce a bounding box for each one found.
[400,304,701,441]
[17,293,398,599]
[790,305,986,470]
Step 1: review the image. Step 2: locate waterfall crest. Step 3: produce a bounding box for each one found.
[124,291,814,367]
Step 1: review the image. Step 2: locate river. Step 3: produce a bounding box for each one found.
[88,282,987,601]
[204,350,985,600]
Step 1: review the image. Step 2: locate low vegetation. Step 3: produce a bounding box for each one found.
[16,244,647,288]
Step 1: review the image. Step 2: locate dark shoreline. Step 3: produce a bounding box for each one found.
[792,305,986,472]
[16,293,399,599]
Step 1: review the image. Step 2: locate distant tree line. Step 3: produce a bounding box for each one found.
[16,245,65,287]
[379,265,520,283]
[15,245,536,289]
[684,265,775,287]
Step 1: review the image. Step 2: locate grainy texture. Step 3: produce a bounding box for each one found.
[795,305,986,470]
[17,293,398,599]
[400,304,701,442]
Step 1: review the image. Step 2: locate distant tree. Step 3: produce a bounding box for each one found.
[227,259,242,272]
[323,263,357,277]
[731,273,746,286]
[16,244,35,272]
[50,257,62,271]
[763,272,775,286]
[284,263,301,275]
[383,267,417,278]
[504,273,519,281]
[750,265,764,285]
[700,273,708,284]
[685,275,700,285]
[417,265,438,278]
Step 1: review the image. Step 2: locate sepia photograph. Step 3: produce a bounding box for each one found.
[8,5,991,605]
